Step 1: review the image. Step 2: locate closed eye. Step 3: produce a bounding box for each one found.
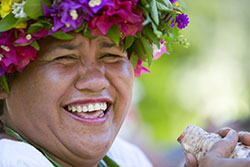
[100,54,123,59]
[99,53,126,64]
[54,55,77,60]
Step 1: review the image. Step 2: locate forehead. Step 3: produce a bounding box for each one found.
[38,34,117,52]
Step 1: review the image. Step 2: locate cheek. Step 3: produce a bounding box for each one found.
[7,63,78,116]
[106,60,134,93]
[105,60,134,117]
[4,63,80,136]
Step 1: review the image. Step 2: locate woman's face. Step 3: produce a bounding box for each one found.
[2,33,134,166]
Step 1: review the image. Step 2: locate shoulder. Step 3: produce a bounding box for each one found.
[107,137,153,167]
[0,139,53,167]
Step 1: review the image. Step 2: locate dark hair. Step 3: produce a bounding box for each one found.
[0,120,3,133]
[0,100,3,116]
[0,100,3,132]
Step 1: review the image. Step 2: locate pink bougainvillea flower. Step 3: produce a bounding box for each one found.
[32,28,49,38]
[0,30,37,75]
[153,44,169,60]
[1,45,37,73]
[134,59,150,78]
[88,0,144,38]
[15,28,48,45]
[13,45,37,72]
[0,30,19,70]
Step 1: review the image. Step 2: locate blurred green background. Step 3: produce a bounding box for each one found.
[120,0,250,166]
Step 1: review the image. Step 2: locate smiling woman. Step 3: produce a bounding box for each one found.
[1,0,250,167]
[1,33,137,167]
[1,0,235,167]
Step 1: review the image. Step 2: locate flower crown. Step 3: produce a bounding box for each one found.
[0,0,189,93]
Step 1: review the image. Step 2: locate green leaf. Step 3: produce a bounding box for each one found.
[103,155,120,167]
[30,22,44,27]
[30,41,40,50]
[97,162,106,167]
[0,13,18,32]
[24,0,51,19]
[130,52,139,69]
[131,39,146,56]
[158,0,173,8]
[150,0,159,25]
[140,0,148,6]
[106,24,121,46]
[173,6,183,13]
[15,18,29,25]
[27,22,43,34]
[74,22,86,33]
[51,31,74,40]
[38,19,52,26]
[124,36,135,51]
[5,126,26,142]
[142,12,152,26]
[140,37,153,66]
[156,1,173,12]
[142,25,160,48]
[0,75,10,94]
[27,26,42,34]
[141,6,152,26]
[83,28,97,39]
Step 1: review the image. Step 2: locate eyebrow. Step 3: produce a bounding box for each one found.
[98,41,116,49]
[47,43,82,52]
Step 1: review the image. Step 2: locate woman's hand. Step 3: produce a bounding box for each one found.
[184,128,250,167]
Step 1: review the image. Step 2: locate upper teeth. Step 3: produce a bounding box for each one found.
[67,102,107,113]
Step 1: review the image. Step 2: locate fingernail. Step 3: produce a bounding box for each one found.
[227,129,236,136]
[220,127,231,131]
[217,127,231,133]
[239,131,249,136]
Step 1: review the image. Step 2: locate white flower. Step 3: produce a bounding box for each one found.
[12,1,27,19]
[0,54,4,61]
[89,0,101,7]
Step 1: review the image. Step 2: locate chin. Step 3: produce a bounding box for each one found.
[64,127,116,158]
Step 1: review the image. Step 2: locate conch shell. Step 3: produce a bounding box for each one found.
[178,125,250,163]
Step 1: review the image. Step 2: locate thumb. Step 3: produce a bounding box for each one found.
[208,129,238,158]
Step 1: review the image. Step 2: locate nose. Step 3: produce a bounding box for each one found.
[74,67,110,92]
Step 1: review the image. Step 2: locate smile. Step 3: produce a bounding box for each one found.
[63,100,112,124]
[66,102,108,118]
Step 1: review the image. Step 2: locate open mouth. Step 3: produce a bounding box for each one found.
[64,102,111,119]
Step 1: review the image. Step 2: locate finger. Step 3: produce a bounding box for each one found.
[185,153,197,167]
[239,131,250,146]
[217,158,250,167]
[208,129,238,158]
[217,127,232,138]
